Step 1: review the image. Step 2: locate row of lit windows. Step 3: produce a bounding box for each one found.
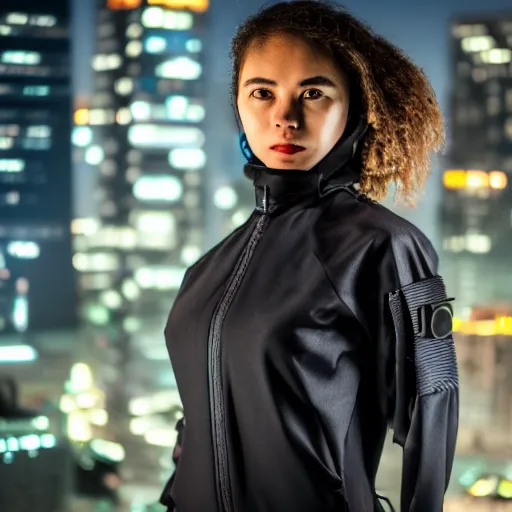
[108,0,208,11]
[0,136,51,151]
[443,234,492,254]
[0,12,57,27]
[0,124,51,138]
[443,170,508,191]
[0,64,55,78]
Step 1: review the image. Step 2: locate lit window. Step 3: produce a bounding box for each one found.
[156,57,202,80]
[130,101,151,120]
[85,145,105,166]
[181,245,201,266]
[145,36,167,54]
[12,296,29,333]
[126,23,143,39]
[169,148,206,170]
[73,252,120,273]
[126,40,143,58]
[26,125,51,138]
[0,25,12,36]
[0,137,13,149]
[32,15,57,27]
[6,13,29,25]
[1,51,41,65]
[186,38,202,53]
[461,35,495,53]
[479,48,512,65]
[116,108,132,125]
[0,159,24,172]
[214,186,238,210]
[92,53,122,71]
[133,175,183,202]
[134,266,187,290]
[23,85,50,96]
[131,210,175,233]
[72,126,93,147]
[505,118,512,141]
[147,0,208,12]
[108,0,142,8]
[74,109,90,125]
[142,8,194,30]
[89,109,115,125]
[466,170,489,189]
[232,209,251,227]
[452,23,487,39]
[7,241,40,259]
[128,124,205,148]
[141,7,165,28]
[114,77,133,95]
[466,234,492,254]
[100,290,123,310]
[489,170,507,189]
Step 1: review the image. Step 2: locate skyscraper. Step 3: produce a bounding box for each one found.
[440,15,512,314]
[0,0,76,334]
[71,0,209,489]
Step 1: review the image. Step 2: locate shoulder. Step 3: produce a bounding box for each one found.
[315,190,438,288]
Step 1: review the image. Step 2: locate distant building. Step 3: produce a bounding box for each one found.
[454,305,512,455]
[0,0,76,333]
[440,15,512,314]
[71,0,210,488]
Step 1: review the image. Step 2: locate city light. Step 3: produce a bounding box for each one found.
[453,316,512,336]
[0,158,24,172]
[147,0,209,12]
[7,241,40,259]
[169,148,206,170]
[214,186,238,210]
[443,169,508,190]
[72,126,93,147]
[74,109,89,125]
[461,35,495,52]
[133,175,183,202]
[107,0,142,9]
[141,8,194,30]
[0,344,37,363]
[85,145,105,166]
[156,57,202,80]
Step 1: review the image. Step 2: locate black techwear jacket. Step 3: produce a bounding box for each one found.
[160,118,459,512]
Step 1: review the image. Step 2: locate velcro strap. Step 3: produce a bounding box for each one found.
[400,276,449,338]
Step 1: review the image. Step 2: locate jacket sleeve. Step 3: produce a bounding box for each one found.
[382,230,459,512]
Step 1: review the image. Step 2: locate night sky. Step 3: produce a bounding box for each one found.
[72,0,512,242]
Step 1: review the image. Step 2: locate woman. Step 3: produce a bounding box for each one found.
[161,2,459,511]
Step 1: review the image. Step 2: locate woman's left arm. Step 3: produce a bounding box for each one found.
[382,229,459,512]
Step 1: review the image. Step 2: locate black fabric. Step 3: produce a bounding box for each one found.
[162,149,459,511]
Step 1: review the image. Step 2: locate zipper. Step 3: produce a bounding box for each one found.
[207,191,269,512]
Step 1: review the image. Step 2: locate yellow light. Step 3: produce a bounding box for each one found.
[74,109,89,126]
[453,316,512,336]
[468,476,498,497]
[497,479,512,499]
[108,0,142,9]
[489,170,507,190]
[147,0,209,12]
[443,170,466,189]
[466,170,489,189]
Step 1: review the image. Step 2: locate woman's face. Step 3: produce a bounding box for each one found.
[237,32,350,170]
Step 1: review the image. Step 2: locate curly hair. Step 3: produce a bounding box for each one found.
[230,0,445,205]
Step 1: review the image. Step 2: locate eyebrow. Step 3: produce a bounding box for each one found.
[242,75,338,88]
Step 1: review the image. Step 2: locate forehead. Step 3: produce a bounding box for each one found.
[240,32,342,81]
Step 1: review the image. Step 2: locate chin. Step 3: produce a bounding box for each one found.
[265,154,313,171]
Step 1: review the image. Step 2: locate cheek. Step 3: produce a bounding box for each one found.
[316,104,348,147]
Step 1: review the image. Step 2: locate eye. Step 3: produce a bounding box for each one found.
[251,89,273,100]
[302,89,323,100]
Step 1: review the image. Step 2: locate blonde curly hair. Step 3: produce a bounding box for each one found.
[230,0,445,205]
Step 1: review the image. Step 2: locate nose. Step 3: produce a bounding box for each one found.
[273,98,301,130]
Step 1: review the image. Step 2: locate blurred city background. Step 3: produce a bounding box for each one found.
[0,0,511,510]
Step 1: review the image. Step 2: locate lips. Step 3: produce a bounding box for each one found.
[270,144,305,155]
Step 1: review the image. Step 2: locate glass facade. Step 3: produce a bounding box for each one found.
[440,16,512,314]
[0,1,76,333]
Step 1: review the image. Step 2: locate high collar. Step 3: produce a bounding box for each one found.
[244,115,368,214]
